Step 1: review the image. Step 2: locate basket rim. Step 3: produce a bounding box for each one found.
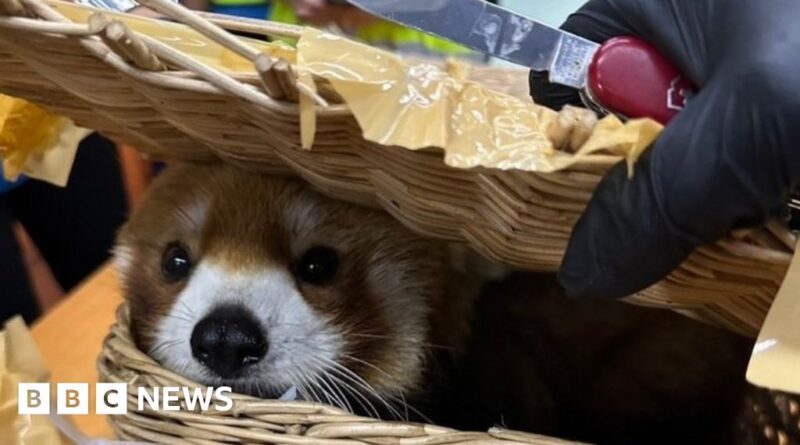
[98,303,592,445]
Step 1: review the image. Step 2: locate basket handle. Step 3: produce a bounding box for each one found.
[139,0,325,105]
[0,0,27,16]
[88,12,166,71]
[137,0,260,62]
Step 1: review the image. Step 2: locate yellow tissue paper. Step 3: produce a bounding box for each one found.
[297,27,664,173]
[747,240,800,395]
[0,96,90,187]
[570,115,663,177]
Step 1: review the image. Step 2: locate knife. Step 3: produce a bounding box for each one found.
[344,0,695,125]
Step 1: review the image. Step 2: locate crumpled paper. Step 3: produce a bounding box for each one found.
[296,27,664,174]
[569,115,663,177]
[0,317,62,445]
[0,317,153,445]
[747,239,800,395]
[0,96,91,187]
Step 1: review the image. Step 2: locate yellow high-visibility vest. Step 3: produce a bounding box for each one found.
[270,0,475,58]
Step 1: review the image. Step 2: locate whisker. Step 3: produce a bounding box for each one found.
[315,358,383,419]
[332,375,379,418]
[297,373,323,405]
[320,357,406,421]
[177,300,197,318]
[345,333,455,352]
[316,372,350,412]
[164,313,194,324]
[339,354,400,386]
[285,369,310,402]
[336,354,419,421]
[309,374,337,408]
[294,373,316,403]
[315,368,353,413]
[328,370,382,419]
[301,364,338,409]
[149,339,182,358]
[307,357,356,414]
[383,390,431,423]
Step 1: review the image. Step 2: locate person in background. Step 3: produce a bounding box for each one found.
[182,0,270,20]
[270,0,489,61]
[0,134,128,325]
[0,0,156,327]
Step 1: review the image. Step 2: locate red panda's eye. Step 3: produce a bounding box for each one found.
[296,246,339,286]
[162,242,192,282]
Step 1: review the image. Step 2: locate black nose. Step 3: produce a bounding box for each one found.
[190,306,267,378]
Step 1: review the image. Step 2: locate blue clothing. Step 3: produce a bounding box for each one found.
[0,165,26,194]
[210,4,270,20]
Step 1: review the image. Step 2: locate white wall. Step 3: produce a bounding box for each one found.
[491,0,585,66]
[500,0,585,27]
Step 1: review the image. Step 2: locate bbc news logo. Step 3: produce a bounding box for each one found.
[18,383,233,414]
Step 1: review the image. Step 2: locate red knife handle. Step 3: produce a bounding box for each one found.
[585,36,695,125]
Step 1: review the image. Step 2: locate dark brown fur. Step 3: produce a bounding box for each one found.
[427,273,753,445]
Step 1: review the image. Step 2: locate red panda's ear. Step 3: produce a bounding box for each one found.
[113,241,135,280]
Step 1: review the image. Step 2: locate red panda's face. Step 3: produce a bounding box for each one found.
[115,164,448,415]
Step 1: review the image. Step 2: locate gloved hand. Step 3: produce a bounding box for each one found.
[530,0,800,299]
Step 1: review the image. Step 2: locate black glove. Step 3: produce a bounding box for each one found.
[530,0,800,299]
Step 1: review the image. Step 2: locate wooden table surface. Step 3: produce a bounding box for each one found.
[31,263,121,440]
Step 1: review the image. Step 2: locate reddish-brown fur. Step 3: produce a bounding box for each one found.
[116,163,465,396]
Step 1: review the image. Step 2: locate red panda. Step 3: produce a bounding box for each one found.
[116,163,753,445]
[115,163,475,418]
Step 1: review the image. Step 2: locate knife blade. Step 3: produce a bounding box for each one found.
[345,0,695,125]
[346,0,598,88]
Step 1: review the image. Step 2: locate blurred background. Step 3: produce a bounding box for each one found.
[504,0,582,26]
[493,0,584,66]
[1,0,585,326]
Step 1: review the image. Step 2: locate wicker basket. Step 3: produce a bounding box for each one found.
[99,305,587,445]
[100,304,800,445]
[0,0,794,338]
